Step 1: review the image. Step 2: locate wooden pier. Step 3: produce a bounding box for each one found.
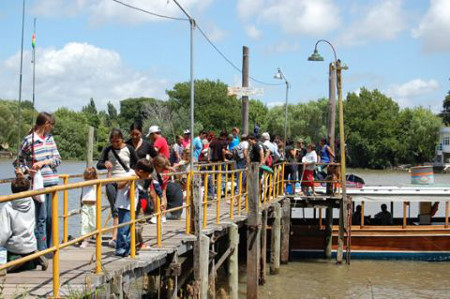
[0,163,292,298]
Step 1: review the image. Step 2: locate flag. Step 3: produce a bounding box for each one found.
[32,33,36,48]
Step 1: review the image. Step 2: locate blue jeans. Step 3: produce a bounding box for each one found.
[116,208,130,257]
[34,190,53,252]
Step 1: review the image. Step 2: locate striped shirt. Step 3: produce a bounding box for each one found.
[14,133,61,187]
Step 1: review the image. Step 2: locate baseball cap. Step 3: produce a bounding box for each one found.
[146,125,161,137]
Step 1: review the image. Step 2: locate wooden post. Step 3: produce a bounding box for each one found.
[445,201,449,229]
[200,234,210,299]
[361,201,365,228]
[280,196,291,264]
[325,203,333,259]
[247,163,260,299]
[86,126,94,167]
[242,46,249,134]
[259,209,267,285]
[228,223,239,299]
[193,175,209,299]
[270,203,281,274]
[403,201,408,229]
[336,199,344,264]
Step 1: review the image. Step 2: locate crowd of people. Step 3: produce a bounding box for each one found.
[1,111,340,274]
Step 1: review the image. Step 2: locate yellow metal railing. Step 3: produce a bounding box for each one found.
[0,162,287,297]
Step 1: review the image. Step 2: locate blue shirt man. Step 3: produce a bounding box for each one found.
[229,127,240,150]
[193,130,208,162]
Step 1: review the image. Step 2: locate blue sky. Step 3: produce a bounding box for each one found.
[0,0,449,113]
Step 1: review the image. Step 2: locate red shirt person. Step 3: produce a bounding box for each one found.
[146,126,170,160]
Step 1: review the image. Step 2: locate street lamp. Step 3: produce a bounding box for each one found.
[173,0,195,171]
[308,40,349,264]
[274,68,290,148]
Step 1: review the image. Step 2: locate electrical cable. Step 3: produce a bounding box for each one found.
[111,0,284,87]
[196,24,284,86]
[111,0,188,22]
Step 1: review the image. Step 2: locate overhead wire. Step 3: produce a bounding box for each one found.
[111,0,188,22]
[110,0,284,87]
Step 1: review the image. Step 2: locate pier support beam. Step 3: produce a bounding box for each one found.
[270,203,281,274]
[259,210,267,285]
[228,223,239,299]
[247,163,260,299]
[280,197,291,264]
[193,175,210,299]
[325,203,333,259]
[336,199,344,263]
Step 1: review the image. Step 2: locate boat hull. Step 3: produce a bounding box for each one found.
[290,225,450,261]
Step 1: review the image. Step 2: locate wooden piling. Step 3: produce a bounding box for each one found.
[325,204,333,259]
[228,223,239,299]
[270,203,281,274]
[259,210,267,285]
[247,163,260,299]
[86,126,94,167]
[280,197,291,264]
[336,199,344,263]
[193,175,209,299]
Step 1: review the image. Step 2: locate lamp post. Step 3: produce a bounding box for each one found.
[173,0,195,171]
[274,68,290,147]
[308,40,349,264]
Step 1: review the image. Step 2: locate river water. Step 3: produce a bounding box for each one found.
[1,161,450,297]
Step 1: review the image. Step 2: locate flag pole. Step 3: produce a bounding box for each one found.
[31,18,36,167]
[17,0,26,151]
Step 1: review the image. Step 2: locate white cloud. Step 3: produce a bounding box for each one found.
[203,22,227,42]
[0,43,168,111]
[238,0,341,36]
[32,0,214,24]
[386,79,440,107]
[338,0,407,46]
[245,25,262,40]
[265,41,300,54]
[266,101,284,108]
[237,0,264,20]
[412,0,450,53]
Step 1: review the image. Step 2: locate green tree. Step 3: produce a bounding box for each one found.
[53,108,89,160]
[248,99,269,132]
[167,79,241,134]
[344,88,400,168]
[439,94,450,125]
[81,98,100,128]
[106,101,119,128]
[119,97,157,130]
[396,107,442,164]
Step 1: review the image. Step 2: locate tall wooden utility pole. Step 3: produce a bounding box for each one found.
[328,63,336,153]
[242,46,249,134]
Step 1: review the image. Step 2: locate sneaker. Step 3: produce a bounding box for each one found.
[162,215,167,223]
[80,240,89,248]
[36,255,48,271]
[149,216,157,224]
[108,239,116,248]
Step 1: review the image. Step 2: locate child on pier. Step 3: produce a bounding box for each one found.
[0,177,47,274]
[79,167,98,248]
[301,143,318,196]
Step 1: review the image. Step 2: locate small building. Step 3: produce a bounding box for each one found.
[434,126,450,170]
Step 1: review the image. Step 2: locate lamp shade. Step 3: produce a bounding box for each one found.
[308,49,324,61]
[274,68,283,80]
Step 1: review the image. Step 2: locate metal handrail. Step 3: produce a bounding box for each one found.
[0,161,286,297]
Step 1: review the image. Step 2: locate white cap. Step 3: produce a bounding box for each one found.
[146,125,161,137]
[261,132,270,141]
[183,129,191,135]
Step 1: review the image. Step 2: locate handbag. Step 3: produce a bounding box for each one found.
[32,170,46,203]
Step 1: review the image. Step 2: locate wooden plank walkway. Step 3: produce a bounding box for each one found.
[1,198,283,298]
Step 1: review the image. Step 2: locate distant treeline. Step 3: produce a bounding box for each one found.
[0,80,444,168]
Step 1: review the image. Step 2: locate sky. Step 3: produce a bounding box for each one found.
[0,0,449,113]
